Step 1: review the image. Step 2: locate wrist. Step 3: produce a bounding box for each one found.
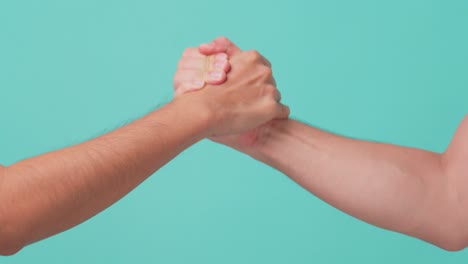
[237,119,290,159]
[168,93,218,139]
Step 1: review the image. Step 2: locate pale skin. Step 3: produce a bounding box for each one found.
[175,37,468,251]
[0,47,289,256]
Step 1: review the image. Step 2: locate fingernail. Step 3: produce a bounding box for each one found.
[192,80,205,88]
[213,61,226,70]
[209,71,223,80]
[215,53,228,60]
[201,42,215,48]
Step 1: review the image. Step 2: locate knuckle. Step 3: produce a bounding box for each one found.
[245,50,261,62]
[259,65,273,78]
[173,72,182,84]
[266,101,279,114]
[257,65,273,80]
[264,84,277,96]
[217,36,229,43]
[176,60,185,69]
[182,47,196,57]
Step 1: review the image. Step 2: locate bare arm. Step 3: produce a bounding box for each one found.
[175,37,468,251]
[0,47,287,256]
[239,116,468,251]
[0,99,211,255]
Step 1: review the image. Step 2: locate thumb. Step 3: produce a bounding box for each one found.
[199,36,241,57]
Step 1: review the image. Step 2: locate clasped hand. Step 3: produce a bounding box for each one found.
[172,37,290,149]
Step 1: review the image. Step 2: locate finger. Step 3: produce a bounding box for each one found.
[199,36,242,56]
[198,42,218,55]
[205,54,228,84]
[259,56,272,67]
[211,59,230,73]
[173,70,204,88]
[177,57,207,70]
[174,69,226,88]
[270,76,277,86]
[275,103,290,120]
[205,70,227,85]
[273,89,282,102]
[182,47,205,58]
[209,53,230,73]
[214,36,242,56]
[177,53,229,73]
[174,81,205,97]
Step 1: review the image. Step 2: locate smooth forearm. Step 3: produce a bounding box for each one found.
[0,98,210,253]
[245,119,463,249]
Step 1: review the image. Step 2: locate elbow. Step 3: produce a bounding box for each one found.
[0,245,23,257]
[430,211,468,251]
[430,203,468,251]
[0,170,24,256]
[436,216,468,251]
[434,235,468,252]
[0,219,25,256]
[440,244,467,252]
[0,208,24,255]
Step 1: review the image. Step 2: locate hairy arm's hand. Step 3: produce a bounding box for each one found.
[178,37,468,251]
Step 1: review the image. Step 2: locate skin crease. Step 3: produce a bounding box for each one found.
[174,36,468,251]
[0,46,289,256]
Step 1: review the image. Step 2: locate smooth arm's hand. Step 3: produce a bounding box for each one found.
[173,48,230,96]
[174,37,468,251]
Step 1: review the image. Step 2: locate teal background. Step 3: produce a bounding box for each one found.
[1,0,467,263]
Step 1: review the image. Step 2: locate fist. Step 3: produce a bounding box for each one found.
[176,49,288,137]
[173,37,289,148]
[173,47,230,96]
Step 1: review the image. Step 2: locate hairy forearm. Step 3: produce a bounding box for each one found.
[245,119,467,250]
[0,99,210,254]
